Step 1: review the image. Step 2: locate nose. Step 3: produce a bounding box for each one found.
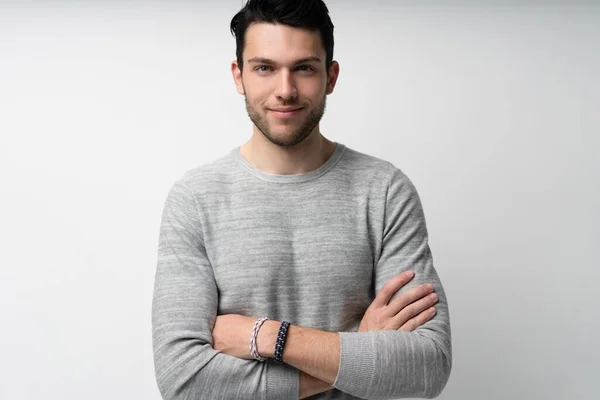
[274,69,298,102]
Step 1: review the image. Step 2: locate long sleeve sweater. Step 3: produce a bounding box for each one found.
[152,142,452,399]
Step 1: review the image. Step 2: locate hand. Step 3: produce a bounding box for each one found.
[358,270,438,332]
[212,314,258,360]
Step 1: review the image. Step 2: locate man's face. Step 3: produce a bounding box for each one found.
[232,23,338,147]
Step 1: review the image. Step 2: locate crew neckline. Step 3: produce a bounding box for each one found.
[231,142,346,183]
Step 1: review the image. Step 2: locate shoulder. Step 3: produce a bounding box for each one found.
[340,145,416,194]
[173,149,240,195]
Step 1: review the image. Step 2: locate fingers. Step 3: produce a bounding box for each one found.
[398,307,437,332]
[392,290,438,329]
[372,270,415,308]
[385,282,435,317]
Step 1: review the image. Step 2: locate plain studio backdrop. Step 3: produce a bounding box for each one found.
[0,0,598,399]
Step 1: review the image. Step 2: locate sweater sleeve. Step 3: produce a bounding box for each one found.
[151,179,300,400]
[332,166,452,399]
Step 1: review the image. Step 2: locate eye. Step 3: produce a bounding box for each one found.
[296,65,315,72]
[255,65,273,73]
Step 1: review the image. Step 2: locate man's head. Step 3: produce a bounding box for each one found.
[230,0,339,147]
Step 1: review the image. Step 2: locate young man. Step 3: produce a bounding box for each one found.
[152,1,452,399]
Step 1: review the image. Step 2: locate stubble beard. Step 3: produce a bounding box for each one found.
[244,93,327,148]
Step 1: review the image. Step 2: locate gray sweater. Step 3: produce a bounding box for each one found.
[152,143,452,399]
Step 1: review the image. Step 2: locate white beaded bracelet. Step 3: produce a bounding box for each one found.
[250,316,269,362]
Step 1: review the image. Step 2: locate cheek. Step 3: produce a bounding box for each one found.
[246,90,271,107]
[244,76,272,97]
[300,80,327,99]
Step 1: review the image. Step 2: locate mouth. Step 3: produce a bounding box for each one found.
[268,107,304,118]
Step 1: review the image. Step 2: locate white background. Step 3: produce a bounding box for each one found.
[1,1,598,399]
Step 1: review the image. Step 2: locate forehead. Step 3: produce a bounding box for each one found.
[244,22,325,62]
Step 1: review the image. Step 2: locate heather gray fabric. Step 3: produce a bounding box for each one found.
[152,142,452,399]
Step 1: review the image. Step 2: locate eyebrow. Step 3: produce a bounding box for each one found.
[247,56,322,65]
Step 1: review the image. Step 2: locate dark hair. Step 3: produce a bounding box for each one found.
[230,0,335,72]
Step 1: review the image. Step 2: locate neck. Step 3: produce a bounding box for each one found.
[239,128,336,175]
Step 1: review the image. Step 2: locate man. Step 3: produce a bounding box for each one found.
[152,0,452,399]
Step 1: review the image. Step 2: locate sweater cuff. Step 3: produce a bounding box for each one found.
[332,332,376,397]
[266,359,299,399]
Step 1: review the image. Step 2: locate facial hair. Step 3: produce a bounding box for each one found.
[244,91,327,147]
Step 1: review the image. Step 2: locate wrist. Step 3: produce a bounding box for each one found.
[299,371,334,399]
[256,320,280,358]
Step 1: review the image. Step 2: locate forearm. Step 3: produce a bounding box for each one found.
[154,342,299,400]
[258,321,451,399]
[258,321,340,384]
[299,371,334,399]
[335,329,451,399]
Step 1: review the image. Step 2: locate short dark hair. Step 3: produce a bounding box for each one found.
[230,0,335,72]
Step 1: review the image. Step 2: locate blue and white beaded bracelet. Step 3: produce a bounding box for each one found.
[274,321,291,364]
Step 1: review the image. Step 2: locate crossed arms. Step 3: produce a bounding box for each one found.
[152,169,452,399]
[211,270,443,398]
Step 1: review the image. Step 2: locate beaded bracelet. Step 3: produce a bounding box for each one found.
[274,321,291,364]
[250,316,269,362]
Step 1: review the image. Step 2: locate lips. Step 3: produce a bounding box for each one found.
[269,107,303,112]
[268,107,303,118]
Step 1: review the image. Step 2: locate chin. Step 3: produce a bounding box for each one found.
[276,133,314,147]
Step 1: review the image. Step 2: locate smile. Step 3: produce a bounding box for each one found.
[269,108,303,118]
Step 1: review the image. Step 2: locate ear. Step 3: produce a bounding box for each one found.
[326,61,340,95]
[231,60,245,95]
